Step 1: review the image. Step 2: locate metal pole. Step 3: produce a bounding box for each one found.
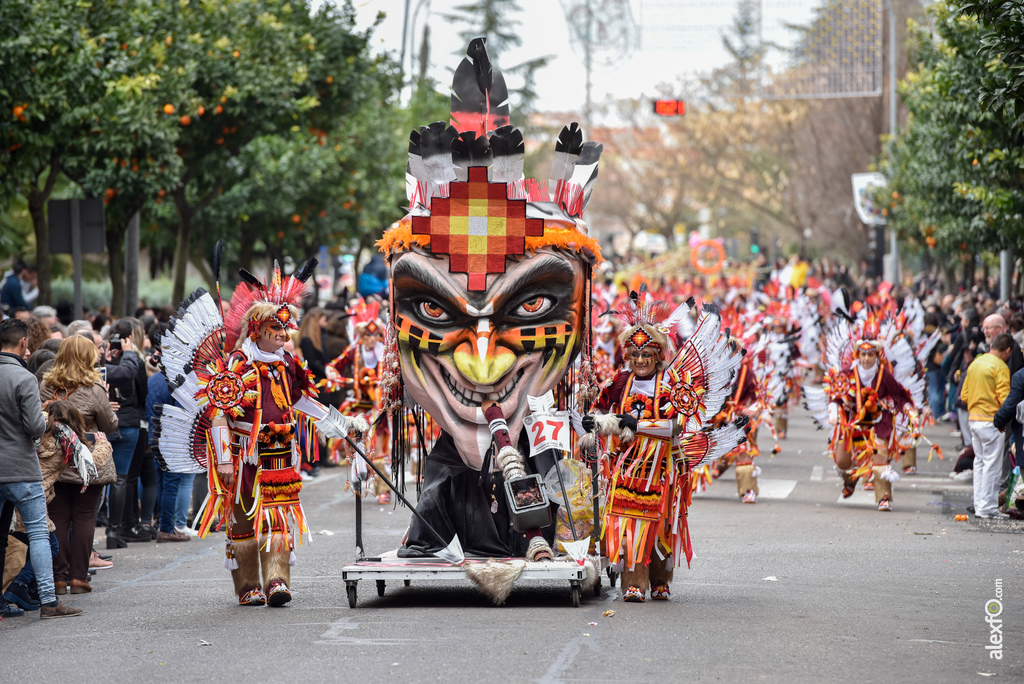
[1001,249,1012,302]
[125,211,140,316]
[400,0,411,76]
[70,199,83,320]
[885,0,900,285]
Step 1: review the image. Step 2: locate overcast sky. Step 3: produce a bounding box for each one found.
[324,0,819,120]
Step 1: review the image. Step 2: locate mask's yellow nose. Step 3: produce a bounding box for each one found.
[452,344,516,386]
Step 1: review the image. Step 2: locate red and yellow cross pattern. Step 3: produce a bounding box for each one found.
[411,166,545,291]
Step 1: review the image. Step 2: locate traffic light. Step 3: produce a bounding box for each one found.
[749,227,760,254]
[653,99,686,116]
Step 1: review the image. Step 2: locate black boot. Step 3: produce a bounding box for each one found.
[105,476,128,549]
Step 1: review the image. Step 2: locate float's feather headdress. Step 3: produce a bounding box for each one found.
[378,37,603,290]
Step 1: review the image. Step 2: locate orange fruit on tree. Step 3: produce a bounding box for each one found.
[163,103,175,115]
[232,50,240,58]
[165,36,172,46]
[197,106,205,116]
[276,231,285,239]
[214,105,223,115]
[12,105,24,117]
[326,75,333,84]
[180,115,191,126]
[291,214,301,224]
[215,137,224,145]
[157,189,166,198]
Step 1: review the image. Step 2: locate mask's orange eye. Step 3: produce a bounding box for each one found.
[418,300,452,323]
[521,297,544,313]
[514,295,553,319]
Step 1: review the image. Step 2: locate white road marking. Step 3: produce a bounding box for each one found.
[693,479,798,500]
[810,466,823,481]
[836,490,876,506]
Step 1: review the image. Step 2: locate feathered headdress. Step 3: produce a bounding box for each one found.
[224,259,317,351]
[607,287,696,358]
[377,37,603,290]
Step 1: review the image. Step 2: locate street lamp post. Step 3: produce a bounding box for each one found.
[884,0,900,286]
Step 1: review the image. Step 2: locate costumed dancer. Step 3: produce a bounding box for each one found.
[328,305,393,503]
[804,295,915,511]
[582,291,748,602]
[152,254,367,606]
[376,39,606,563]
[711,348,764,503]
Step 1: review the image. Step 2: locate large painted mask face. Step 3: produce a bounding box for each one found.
[392,246,586,469]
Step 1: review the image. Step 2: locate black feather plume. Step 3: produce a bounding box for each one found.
[213,240,223,282]
[238,269,262,288]
[295,258,318,284]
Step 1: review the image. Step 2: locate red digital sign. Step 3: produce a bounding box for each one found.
[653,99,686,116]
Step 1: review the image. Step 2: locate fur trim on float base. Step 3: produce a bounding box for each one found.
[260,534,292,591]
[872,466,894,504]
[230,538,261,597]
[735,464,759,498]
[465,559,526,605]
[594,413,634,443]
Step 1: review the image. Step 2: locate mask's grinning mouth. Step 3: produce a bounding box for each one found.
[441,367,525,407]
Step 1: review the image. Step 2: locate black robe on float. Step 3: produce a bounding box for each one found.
[398,431,558,558]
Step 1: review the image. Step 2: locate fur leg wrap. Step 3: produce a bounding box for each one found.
[260,534,292,590]
[496,445,527,481]
[735,464,759,497]
[371,458,391,496]
[621,563,650,594]
[595,413,635,443]
[903,446,917,469]
[230,538,261,596]
[872,466,894,503]
[774,416,788,436]
[648,555,674,587]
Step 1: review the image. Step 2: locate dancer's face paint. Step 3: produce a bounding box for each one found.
[391,247,585,469]
[625,347,660,379]
[257,320,290,353]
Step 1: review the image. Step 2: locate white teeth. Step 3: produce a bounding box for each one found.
[440,367,525,408]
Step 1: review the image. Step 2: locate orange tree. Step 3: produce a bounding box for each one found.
[152,0,403,304]
[0,1,115,304]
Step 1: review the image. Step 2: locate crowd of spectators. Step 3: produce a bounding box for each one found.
[0,276,210,619]
[0,257,364,620]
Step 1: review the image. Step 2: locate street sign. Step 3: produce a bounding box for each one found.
[48,199,106,254]
[851,173,887,226]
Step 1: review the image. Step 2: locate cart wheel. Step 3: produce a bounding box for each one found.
[376,580,386,597]
[607,569,618,588]
[570,581,581,607]
[404,579,412,587]
[347,583,357,609]
[594,575,602,597]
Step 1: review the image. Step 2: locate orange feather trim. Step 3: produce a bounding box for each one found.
[377,219,603,262]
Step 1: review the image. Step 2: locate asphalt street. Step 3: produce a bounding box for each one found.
[2,407,1021,683]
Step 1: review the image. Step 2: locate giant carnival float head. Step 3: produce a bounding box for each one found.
[376,38,603,470]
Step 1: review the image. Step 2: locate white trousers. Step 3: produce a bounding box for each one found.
[969,420,1005,517]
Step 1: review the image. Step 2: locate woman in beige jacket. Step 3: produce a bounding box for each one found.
[39,336,118,594]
